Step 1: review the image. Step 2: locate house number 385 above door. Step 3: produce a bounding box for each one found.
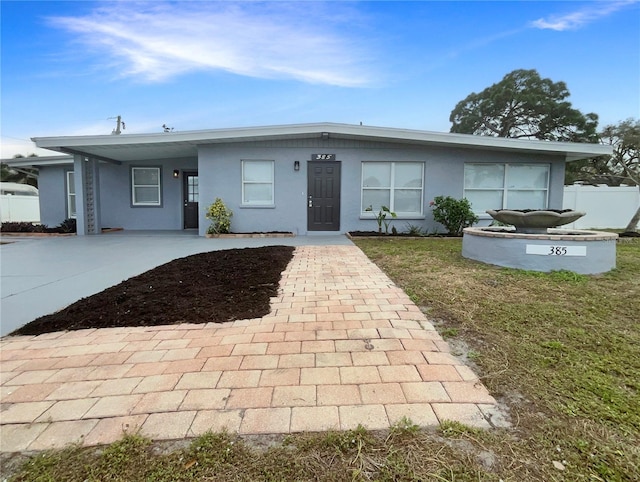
[312,154,335,161]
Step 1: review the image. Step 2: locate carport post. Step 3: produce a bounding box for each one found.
[73,154,101,235]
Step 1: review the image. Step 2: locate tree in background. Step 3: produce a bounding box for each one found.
[449,70,637,232]
[1,154,38,187]
[567,119,639,232]
[568,119,639,186]
[600,119,639,186]
[602,119,639,232]
[449,69,599,142]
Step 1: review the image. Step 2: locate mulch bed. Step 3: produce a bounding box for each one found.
[11,246,295,336]
[347,231,461,238]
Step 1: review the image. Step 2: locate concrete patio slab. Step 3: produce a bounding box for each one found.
[0,241,509,453]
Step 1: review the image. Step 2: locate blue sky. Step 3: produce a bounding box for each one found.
[1,0,639,158]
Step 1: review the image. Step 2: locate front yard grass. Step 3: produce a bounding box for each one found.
[354,237,640,480]
[6,239,639,481]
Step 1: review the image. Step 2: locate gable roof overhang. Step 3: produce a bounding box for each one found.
[29,122,612,164]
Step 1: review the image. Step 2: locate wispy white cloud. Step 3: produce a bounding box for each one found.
[48,1,375,87]
[0,136,49,159]
[442,27,525,62]
[531,0,638,31]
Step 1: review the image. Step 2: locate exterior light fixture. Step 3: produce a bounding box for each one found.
[173,169,180,178]
[321,132,330,140]
[294,161,300,171]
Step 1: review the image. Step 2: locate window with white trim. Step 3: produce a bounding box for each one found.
[131,167,161,206]
[361,162,424,216]
[66,171,76,218]
[242,160,274,205]
[463,163,550,214]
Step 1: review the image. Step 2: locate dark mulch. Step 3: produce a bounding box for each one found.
[491,209,575,213]
[11,246,295,336]
[1,220,77,234]
[348,231,462,238]
[348,231,399,237]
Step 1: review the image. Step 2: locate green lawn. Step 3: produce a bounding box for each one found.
[6,238,639,481]
[353,237,640,480]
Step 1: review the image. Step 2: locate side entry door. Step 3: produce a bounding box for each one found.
[183,171,199,229]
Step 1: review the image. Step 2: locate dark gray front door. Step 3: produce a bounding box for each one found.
[183,171,199,229]
[307,161,341,231]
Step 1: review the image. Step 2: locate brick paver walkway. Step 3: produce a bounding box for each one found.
[0,245,503,452]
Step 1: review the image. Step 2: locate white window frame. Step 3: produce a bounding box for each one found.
[241,160,275,206]
[66,170,76,219]
[131,167,162,206]
[361,161,424,217]
[463,163,550,215]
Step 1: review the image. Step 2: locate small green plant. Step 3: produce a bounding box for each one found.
[540,340,565,350]
[439,420,480,437]
[98,433,150,469]
[489,219,511,227]
[57,218,77,233]
[404,223,424,236]
[366,205,397,233]
[429,196,478,235]
[389,416,420,436]
[466,350,481,361]
[441,327,459,339]
[206,198,233,234]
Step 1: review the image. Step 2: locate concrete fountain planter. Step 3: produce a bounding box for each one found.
[485,209,586,234]
[462,210,617,274]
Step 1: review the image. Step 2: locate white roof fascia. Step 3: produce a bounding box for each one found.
[31,122,612,161]
[2,155,74,168]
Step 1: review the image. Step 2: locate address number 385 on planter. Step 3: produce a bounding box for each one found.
[526,245,587,257]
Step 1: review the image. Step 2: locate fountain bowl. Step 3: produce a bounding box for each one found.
[486,209,586,234]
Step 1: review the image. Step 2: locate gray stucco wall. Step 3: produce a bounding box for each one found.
[37,166,69,226]
[99,159,197,230]
[35,139,567,235]
[37,159,197,230]
[198,144,304,235]
[198,139,567,236]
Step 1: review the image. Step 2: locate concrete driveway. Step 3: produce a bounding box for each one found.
[0,232,353,336]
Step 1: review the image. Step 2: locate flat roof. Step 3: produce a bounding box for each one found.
[26,122,612,163]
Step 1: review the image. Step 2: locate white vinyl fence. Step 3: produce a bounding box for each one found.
[1,183,40,223]
[0,195,41,223]
[563,184,640,229]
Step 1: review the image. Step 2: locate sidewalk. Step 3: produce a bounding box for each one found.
[0,245,506,453]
